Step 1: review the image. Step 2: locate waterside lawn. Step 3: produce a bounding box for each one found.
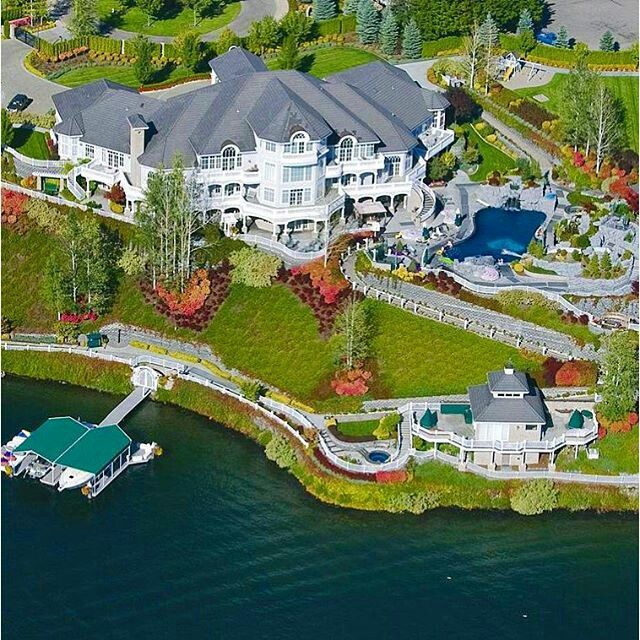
[515,74,639,152]
[97,0,241,36]
[2,227,543,407]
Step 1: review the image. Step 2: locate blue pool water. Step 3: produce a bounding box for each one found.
[368,450,391,463]
[447,207,546,262]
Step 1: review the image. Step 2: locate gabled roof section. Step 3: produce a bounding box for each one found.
[51,79,138,120]
[246,78,333,142]
[56,425,131,474]
[14,417,89,463]
[328,61,449,130]
[208,47,267,81]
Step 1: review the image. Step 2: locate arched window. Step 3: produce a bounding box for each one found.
[221,145,239,171]
[225,183,240,196]
[338,137,354,163]
[386,156,401,176]
[287,132,308,154]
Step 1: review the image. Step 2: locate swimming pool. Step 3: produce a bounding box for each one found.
[368,450,391,464]
[446,207,546,262]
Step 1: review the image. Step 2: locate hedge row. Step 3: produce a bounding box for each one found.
[422,36,464,58]
[316,14,356,36]
[139,72,210,92]
[0,8,22,22]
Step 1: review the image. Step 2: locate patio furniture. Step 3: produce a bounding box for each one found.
[567,410,585,429]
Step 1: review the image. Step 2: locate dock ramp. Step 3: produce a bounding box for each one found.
[99,386,150,427]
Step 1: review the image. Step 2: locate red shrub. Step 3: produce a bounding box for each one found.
[1,189,28,222]
[555,360,598,387]
[597,425,607,440]
[376,470,408,483]
[60,310,98,323]
[542,356,563,386]
[105,183,126,205]
[331,368,372,396]
[629,412,639,426]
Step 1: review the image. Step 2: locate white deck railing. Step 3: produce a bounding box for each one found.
[4,146,66,170]
[238,234,325,262]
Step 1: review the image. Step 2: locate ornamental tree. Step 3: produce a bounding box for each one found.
[516,8,534,35]
[229,248,282,287]
[247,16,281,55]
[1,109,13,148]
[401,17,422,58]
[333,297,371,370]
[444,87,481,123]
[379,7,399,55]
[132,35,155,85]
[312,0,336,21]
[136,0,164,27]
[265,435,297,469]
[277,35,302,70]
[215,28,240,55]
[356,0,380,44]
[279,10,312,44]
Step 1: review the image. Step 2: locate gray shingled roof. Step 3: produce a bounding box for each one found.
[468,384,546,424]
[208,47,267,81]
[328,62,450,130]
[53,82,164,154]
[487,369,530,393]
[52,55,447,167]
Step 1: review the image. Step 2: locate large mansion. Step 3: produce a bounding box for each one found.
[50,47,453,241]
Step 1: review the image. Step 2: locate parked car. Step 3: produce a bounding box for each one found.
[6,94,30,112]
[536,31,557,46]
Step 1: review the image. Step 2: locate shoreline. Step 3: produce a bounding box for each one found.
[2,349,638,515]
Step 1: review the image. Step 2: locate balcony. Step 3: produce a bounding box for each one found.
[419,128,455,159]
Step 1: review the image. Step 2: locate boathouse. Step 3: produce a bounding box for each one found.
[13,417,132,497]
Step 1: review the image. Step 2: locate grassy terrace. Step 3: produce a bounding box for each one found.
[267,47,381,78]
[2,223,543,408]
[335,419,380,438]
[9,128,51,160]
[53,64,196,89]
[97,0,240,36]
[463,123,517,182]
[516,75,639,152]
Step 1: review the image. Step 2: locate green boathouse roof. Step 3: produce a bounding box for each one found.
[14,417,131,474]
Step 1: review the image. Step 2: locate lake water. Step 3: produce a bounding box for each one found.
[2,376,638,640]
[447,207,546,262]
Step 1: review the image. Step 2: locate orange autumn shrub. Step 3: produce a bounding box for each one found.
[554,360,598,387]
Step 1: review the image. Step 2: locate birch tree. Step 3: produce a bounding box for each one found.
[462,21,482,90]
[589,80,623,173]
[333,297,371,370]
[600,331,639,420]
[137,156,204,292]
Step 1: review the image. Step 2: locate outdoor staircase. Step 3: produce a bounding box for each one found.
[66,166,85,201]
[413,182,437,222]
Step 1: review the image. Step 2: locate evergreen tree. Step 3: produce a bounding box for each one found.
[69,0,99,36]
[132,35,155,85]
[277,35,302,70]
[279,10,312,44]
[247,16,281,55]
[478,12,499,94]
[174,30,201,71]
[356,0,380,44]
[599,30,615,51]
[343,0,360,15]
[556,25,569,48]
[379,7,399,55]
[516,8,533,35]
[401,17,421,58]
[312,0,336,21]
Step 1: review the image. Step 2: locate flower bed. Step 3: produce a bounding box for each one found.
[140,263,232,330]
[139,72,210,92]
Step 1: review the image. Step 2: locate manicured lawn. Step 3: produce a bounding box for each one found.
[97,0,240,36]
[365,300,541,398]
[516,74,639,152]
[556,428,638,475]
[267,47,382,78]
[463,123,517,182]
[1,227,59,330]
[336,419,380,437]
[53,63,195,88]
[9,128,51,160]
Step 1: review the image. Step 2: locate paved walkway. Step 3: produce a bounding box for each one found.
[341,251,597,361]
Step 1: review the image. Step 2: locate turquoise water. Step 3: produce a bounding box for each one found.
[447,207,546,262]
[2,376,638,640]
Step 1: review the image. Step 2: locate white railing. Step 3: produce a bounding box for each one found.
[66,166,85,201]
[4,146,66,170]
[238,233,325,262]
[1,341,134,365]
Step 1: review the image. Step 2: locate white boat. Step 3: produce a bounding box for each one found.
[130,442,158,465]
[57,467,95,491]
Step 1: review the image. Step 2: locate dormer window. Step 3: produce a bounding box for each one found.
[221,145,240,171]
[285,132,310,154]
[338,137,354,162]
